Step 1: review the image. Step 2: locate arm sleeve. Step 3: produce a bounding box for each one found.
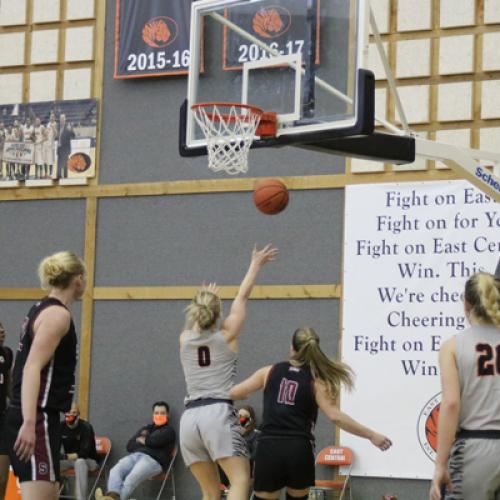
[145,427,176,449]
[79,423,97,459]
[126,427,144,453]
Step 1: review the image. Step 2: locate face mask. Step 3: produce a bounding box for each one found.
[153,415,168,426]
[239,416,251,428]
[65,415,78,426]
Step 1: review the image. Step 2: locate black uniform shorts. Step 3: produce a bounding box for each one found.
[5,406,61,483]
[253,436,315,492]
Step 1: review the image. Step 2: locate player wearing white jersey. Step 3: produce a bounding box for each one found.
[180,244,277,500]
[44,113,57,178]
[430,263,500,500]
[22,118,35,180]
[33,118,46,179]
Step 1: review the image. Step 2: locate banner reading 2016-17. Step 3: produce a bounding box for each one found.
[224,0,320,70]
[114,0,196,78]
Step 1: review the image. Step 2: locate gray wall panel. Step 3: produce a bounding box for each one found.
[99,0,346,185]
[0,200,86,287]
[95,190,343,286]
[90,299,341,499]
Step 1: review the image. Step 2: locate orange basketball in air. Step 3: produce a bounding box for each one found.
[253,179,289,215]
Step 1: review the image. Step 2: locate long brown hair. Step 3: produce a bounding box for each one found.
[291,327,354,401]
[465,272,500,327]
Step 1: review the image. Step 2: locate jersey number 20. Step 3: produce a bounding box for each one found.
[476,343,500,376]
[198,346,211,367]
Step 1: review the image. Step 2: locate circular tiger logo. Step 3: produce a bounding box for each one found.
[252,6,292,39]
[142,16,178,48]
[417,392,441,462]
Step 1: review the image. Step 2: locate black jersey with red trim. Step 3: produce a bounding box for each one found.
[11,297,77,413]
[260,361,318,440]
[0,345,13,414]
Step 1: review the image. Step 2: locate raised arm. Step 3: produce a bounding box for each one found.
[229,366,272,400]
[14,306,70,461]
[430,338,460,500]
[315,380,392,451]
[221,244,277,344]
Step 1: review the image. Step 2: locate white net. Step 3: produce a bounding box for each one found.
[192,103,263,175]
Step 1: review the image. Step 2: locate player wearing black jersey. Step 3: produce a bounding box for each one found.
[230,327,392,500]
[5,251,86,500]
[0,322,14,498]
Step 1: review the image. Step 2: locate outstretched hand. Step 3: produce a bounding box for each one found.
[200,282,220,296]
[370,432,392,451]
[251,244,278,267]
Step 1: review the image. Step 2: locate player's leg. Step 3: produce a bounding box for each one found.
[0,454,9,498]
[190,461,222,500]
[20,480,59,499]
[217,456,250,500]
[180,406,218,498]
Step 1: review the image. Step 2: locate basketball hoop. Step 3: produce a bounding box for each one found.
[191,102,270,175]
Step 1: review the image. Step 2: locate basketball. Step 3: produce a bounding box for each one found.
[253,179,289,215]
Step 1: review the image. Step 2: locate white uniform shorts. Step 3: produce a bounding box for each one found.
[446,437,500,499]
[180,401,248,467]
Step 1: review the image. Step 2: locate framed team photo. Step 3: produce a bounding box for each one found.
[0,99,98,182]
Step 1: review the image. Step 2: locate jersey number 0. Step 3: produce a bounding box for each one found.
[198,346,211,367]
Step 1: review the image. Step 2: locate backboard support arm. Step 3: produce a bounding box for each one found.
[415,138,500,201]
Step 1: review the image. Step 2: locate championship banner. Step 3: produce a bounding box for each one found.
[341,180,499,479]
[114,0,197,78]
[3,142,34,164]
[223,0,320,70]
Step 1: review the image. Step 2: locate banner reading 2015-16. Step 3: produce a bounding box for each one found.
[114,0,197,78]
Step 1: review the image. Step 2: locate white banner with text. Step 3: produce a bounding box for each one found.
[341,180,499,479]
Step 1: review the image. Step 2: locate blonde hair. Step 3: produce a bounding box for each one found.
[38,251,86,290]
[291,327,354,401]
[465,272,500,327]
[184,291,221,330]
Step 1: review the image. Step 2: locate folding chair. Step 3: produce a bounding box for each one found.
[149,446,177,500]
[60,436,112,500]
[310,446,353,500]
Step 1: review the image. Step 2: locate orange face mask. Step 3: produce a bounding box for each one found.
[153,415,168,426]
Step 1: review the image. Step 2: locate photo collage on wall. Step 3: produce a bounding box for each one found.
[0,98,98,186]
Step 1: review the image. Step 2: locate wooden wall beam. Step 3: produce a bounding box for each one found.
[94,284,341,300]
[78,197,98,419]
[0,169,461,201]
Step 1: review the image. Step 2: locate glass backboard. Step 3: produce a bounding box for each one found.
[180,0,375,154]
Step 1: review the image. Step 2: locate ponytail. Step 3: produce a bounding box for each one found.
[291,327,354,401]
[465,272,500,327]
[184,291,221,330]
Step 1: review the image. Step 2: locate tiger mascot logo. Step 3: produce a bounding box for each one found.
[252,6,291,39]
[417,392,441,462]
[142,16,178,48]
